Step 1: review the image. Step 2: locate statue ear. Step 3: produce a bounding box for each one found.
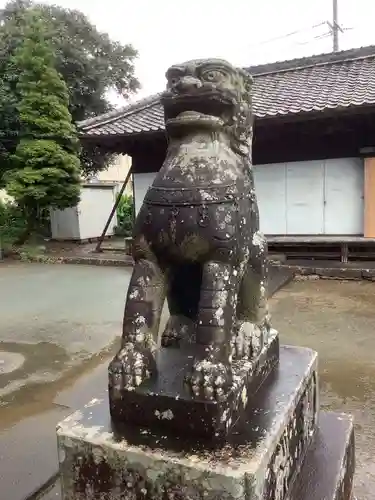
[242,72,253,96]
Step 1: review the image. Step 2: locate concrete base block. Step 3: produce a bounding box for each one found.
[57,345,318,500]
[290,411,355,500]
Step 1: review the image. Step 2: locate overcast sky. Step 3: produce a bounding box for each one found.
[3,0,375,104]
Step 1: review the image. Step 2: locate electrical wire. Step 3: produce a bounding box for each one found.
[288,25,355,48]
[246,22,327,49]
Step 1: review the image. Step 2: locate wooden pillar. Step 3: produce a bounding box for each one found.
[364,157,375,237]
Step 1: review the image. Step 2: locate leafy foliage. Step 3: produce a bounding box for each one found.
[0,199,27,250]
[0,197,50,243]
[7,140,81,207]
[0,56,19,185]
[115,195,134,237]
[4,14,81,243]
[0,0,140,174]
[79,143,116,179]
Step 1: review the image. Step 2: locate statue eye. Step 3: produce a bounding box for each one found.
[202,70,225,82]
[166,72,182,87]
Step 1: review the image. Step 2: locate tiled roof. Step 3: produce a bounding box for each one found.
[79,45,375,138]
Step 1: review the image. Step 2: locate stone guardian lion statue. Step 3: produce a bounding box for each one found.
[109,58,270,400]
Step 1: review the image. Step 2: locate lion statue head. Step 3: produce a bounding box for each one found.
[161,58,253,157]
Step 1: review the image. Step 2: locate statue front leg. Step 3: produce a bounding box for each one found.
[235,230,270,359]
[108,257,166,398]
[186,261,239,398]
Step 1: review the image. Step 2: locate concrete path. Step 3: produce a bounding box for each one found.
[45,278,375,500]
[6,262,375,499]
[0,356,111,500]
[0,262,130,424]
[0,261,291,500]
[0,263,131,500]
[0,261,289,423]
[273,279,375,500]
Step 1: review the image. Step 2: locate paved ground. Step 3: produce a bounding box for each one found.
[0,261,288,428]
[47,277,375,500]
[0,262,131,428]
[272,278,375,500]
[20,237,135,266]
[1,263,374,499]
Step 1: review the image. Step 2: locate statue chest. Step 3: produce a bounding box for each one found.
[145,141,253,207]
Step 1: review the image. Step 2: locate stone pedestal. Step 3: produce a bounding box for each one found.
[109,331,279,439]
[56,344,355,500]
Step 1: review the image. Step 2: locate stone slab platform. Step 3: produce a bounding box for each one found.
[57,345,318,500]
[109,331,279,439]
[289,411,355,500]
[48,411,355,500]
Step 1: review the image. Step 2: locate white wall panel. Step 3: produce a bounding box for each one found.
[134,173,156,215]
[253,163,287,235]
[324,158,364,234]
[286,160,325,234]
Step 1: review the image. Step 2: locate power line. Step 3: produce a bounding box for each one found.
[245,2,352,59]
[246,22,327,49]
[284,25,353,52]
[294,32,333,47]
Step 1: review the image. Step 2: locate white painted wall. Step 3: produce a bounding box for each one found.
[254,158,364,235]
[134,173,156,215]
[285,160,325,234]
[323,158,364,234]
[96,154,133,196]
[252,163,287,234]
[50,206,80,240]
[78,185,117,240]
[134,158,364,236]
[50,184,117,240]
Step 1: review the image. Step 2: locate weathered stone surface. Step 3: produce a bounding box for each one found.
[361,268,375,280]
[289,411,355,500]
[57,345,318,500]
[48,411,356,500]
[108,58,274,431]
[314,267,362,280]
[109,330,279,439]
[0,407,70,500]
[282,262,374,282]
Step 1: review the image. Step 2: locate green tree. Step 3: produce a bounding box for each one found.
[0,60,19,186]
[5,14,81,244]
[0,0,140,174]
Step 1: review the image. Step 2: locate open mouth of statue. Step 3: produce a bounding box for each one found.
[163,95,232,127]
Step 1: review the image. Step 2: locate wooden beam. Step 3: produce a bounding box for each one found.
[95,167,133,252]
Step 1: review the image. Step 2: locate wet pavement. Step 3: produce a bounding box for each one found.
[0,357,111,500]
[1,263,375,499]
[47,278,375,500]
[0,262,131,428]
[272,278,375,500]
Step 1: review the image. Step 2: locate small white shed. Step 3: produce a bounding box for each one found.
[50,183,117,241]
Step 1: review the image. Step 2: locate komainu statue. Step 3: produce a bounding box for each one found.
[109,59,273,427]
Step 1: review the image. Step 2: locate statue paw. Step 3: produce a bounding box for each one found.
[108,343,155,394]
[185,354,232,400]
[161,315,195,347]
